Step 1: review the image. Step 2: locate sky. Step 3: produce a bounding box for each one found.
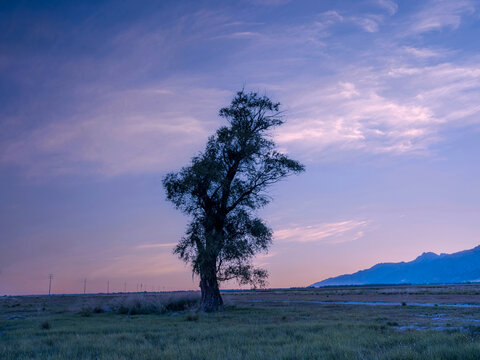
[1,0,480,295]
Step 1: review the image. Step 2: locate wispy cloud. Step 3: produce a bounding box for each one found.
[376,0,398,16]
[275,220,368,244]
[135,242,177,250]
[1,0,480,180]
[278,81,440,156]
[403,46,447,58]
[0,85,227,177]
[349,14,384,33]
[314,10,385,34]
[406,0,476,35]
[276,56,480,159]
[227,31,262,38]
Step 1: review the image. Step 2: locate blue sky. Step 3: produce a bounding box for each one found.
[1,0,480,295]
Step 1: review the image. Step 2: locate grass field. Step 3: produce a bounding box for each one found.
[2,285,480,359]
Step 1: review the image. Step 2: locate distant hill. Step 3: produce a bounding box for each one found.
[310,245,480,287]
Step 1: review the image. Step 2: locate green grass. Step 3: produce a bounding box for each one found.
[2,303,480,359]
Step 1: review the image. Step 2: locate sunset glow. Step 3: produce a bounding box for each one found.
[2,0,480,295]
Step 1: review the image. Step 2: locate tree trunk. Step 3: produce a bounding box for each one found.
[200,272,223,312]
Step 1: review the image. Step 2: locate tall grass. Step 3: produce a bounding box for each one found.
[76,293,200,316]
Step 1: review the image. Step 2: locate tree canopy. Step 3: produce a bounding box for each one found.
[163,90,304,311]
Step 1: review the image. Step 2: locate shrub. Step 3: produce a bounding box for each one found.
[114,293,200,315]
[93,306,104,314]
[116,295,164,315]
[41,320,51,330]
[69,293,200,316]
[164,295,199,312]
[79,307,91,317]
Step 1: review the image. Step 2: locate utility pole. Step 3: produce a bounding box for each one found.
[48,274,54,296]
[107,280,109,294]
[124,282,127,293]
[83,278,87,295]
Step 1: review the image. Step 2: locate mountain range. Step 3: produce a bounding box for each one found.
[310,245,480,287]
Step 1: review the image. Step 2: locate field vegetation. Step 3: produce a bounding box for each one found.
[2,286,480,359]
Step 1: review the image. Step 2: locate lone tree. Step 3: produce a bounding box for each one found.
[163,90,304,312]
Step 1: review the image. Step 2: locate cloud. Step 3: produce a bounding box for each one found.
[253,251,278,268]
[0,5,236,179]
[275,220,368,244]
[407,0,476,35]
[7,59,477,177]
[135,242,178,249]
[2,0,480,179]
[315,11,384,34]
[275,56,480,159]
[0,85,227,177]
[263,9,384,50]
[403,46,446,58]
[349,15,384,33]
[213,31,262,40]
[376,0,398,15]
[389,62,480,125]
[278,81,440,156]
[255,11,343,48]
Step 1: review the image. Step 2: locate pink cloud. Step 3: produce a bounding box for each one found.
[275,220,368,244]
